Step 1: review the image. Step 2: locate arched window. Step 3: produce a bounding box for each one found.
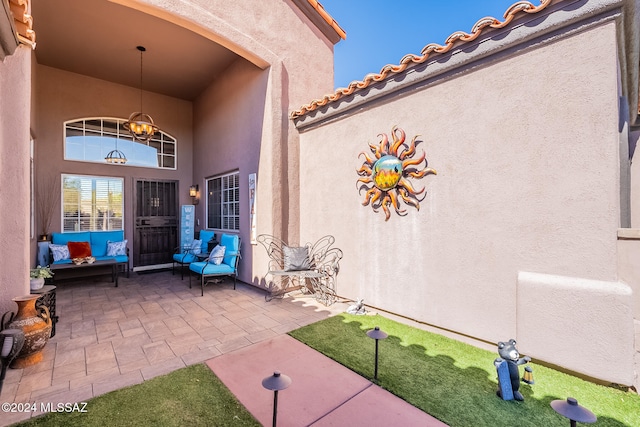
[64,118,176,169]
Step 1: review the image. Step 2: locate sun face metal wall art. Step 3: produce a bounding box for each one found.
[357,126,436,221]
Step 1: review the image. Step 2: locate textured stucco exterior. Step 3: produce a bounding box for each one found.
[33,64,194,265]
[0,45,31,316]
[294,1,638,386]
[1,1,335,311]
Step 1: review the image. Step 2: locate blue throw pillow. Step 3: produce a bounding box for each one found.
[106,240,128,256]
[209,245,226,265]
[50,244,70,262]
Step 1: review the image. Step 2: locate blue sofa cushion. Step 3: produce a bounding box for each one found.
[94,255,128,264]
[91,231,125,257]
[52,232,91,246]
[189,261,234,275]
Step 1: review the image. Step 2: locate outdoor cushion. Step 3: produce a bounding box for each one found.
[209,245,226,265]
[94,255,128,264]
[50,244,70,262]
[199,230,215,253]
[90,231,125,257]
[189,239,202,255]
[106,240,127,256]
[283,246,310,271]
[219,234,239,266]
[189,261,234,275]
[52,232,91,246]
[172,252,198,264]
[68,241,92,259]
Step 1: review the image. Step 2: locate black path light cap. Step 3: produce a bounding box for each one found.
[262,371,292,391]
[550,397,597,423]
[366,326,388,340]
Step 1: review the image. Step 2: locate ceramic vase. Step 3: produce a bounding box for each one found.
[30,277,45,291]
[3,295,52,368]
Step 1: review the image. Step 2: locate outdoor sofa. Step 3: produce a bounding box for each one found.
[48,231,129,277]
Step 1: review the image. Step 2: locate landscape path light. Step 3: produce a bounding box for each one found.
[550,397,597,427]
[262,370,291,427]
[366,326,388,380]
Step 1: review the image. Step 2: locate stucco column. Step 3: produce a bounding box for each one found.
[0,45,32,315]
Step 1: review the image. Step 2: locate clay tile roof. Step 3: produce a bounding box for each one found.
[9,0,35,48]
[307,0,346,40]
[291,0,553,119]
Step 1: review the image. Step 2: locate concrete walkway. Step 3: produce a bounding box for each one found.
[208,334,447,426]
[0,270,445,426]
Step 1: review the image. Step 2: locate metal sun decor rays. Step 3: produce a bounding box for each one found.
[357,126,436,221]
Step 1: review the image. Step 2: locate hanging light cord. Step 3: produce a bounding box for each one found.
[138,46,145,115]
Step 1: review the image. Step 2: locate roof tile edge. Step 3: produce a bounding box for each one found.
[9,0,35,48]
[291,0,553,119]
[307,0,346,40]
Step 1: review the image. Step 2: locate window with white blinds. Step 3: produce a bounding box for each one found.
[62,174,124,232]
[206,171,240,231]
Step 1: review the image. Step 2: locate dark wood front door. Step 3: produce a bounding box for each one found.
[134,179,178,268]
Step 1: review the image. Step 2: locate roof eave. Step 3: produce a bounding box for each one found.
[291,0,346,45]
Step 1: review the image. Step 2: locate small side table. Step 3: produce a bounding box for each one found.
[31,285,58,337]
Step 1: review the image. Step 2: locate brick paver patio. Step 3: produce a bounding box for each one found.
[0,270,347,425]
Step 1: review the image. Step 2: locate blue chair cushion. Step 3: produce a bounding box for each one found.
[219,234,239,267]
[173,253,197,264]
[199,230,216,253]
[189,261,234,275]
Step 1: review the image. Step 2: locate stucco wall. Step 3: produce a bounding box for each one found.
[130,0,335,244]
[0,46,31,315]
[34,64,193,269]
[296,19,632,383]
[192,58,267,285]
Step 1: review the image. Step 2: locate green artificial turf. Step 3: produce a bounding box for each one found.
[13,364,259,427]
[289,314,640,427]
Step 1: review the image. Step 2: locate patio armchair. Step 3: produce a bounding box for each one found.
[189,234,241,296]
[257,234,342,305]
[172,230,216,279]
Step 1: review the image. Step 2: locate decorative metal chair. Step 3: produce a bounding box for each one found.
[257,234,342,305]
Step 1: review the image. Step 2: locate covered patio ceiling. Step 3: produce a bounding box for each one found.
[31,0,241,101]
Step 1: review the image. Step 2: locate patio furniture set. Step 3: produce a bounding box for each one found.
[40,229,341,305]
[173,232,342,305]
[172,232,242,296]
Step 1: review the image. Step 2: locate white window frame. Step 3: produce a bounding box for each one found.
[206,171,240,232]
[61,174,124,232]
[64,117,177,170]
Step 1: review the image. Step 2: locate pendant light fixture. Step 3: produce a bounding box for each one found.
[104,140,127,164]
[123,45,158,143]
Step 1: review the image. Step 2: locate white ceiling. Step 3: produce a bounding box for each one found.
[32,0,241,101]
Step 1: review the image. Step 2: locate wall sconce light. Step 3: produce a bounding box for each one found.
[189,184,199,205]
